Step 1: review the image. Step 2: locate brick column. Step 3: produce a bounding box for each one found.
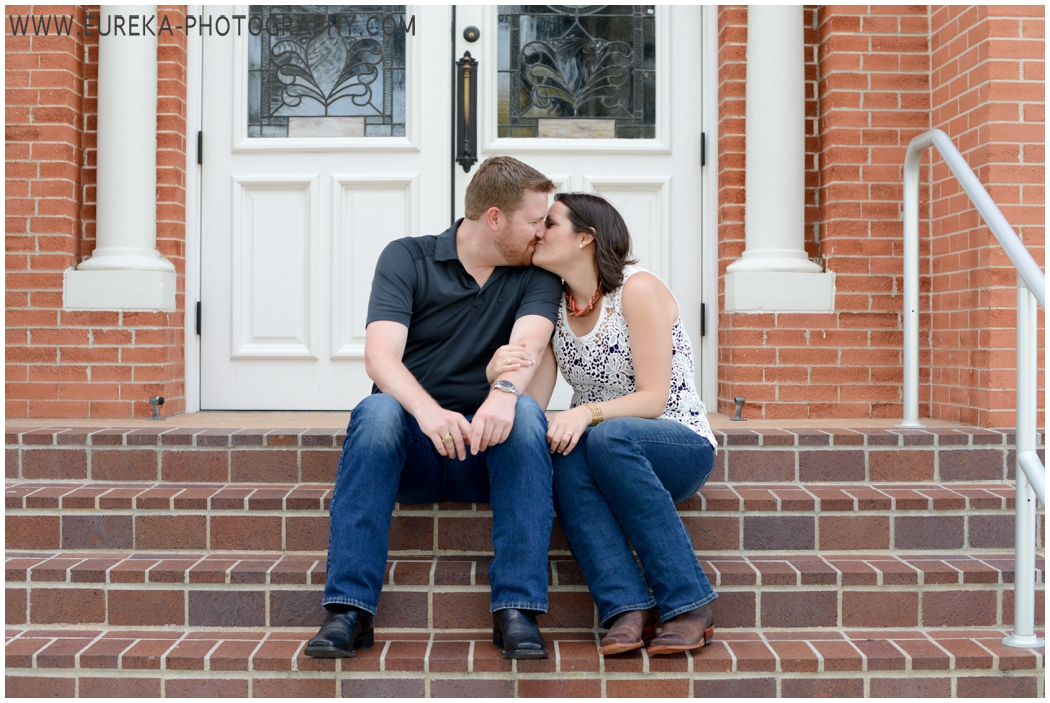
[717,6,932,420]
[63,4,176,311]
[6,5,188,418]
[725,4,835,312]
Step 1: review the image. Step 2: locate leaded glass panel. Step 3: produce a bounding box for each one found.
[497,5,656,139]
[247,6,406,138]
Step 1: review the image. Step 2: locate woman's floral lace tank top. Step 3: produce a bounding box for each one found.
[551,265,718,449]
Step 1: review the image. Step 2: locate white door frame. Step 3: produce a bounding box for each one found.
[183,4,721,414]
[699,4,719,412]
[185,5,203,413]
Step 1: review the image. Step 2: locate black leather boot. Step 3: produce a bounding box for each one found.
[305,608,375,658]
[492,608,549,659]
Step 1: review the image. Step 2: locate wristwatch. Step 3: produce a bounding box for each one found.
[491,379,520,397]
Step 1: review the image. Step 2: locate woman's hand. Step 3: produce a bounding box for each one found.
[547,406,592,455]
[486,342,534,383]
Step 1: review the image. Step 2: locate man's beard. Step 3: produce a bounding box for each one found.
[495,231,535,266]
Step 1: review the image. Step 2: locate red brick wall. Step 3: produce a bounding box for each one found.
[813,5,933,420]
[7,4,88,418]
[717,5,1043,423]
[714,6,751,416]
[5,5,187,419]
[928,5,1045,427]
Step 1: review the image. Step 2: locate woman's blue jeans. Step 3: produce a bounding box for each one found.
[322,393,554,614]
[552,417,716,626]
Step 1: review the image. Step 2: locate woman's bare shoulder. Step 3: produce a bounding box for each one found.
[621,271,676,319]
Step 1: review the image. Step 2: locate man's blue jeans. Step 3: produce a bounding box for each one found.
[323,393,553,614]
[552,417,717,626]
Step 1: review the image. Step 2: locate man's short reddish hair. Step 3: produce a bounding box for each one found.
[463,156,555,220]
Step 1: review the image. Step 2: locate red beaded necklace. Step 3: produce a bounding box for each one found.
[565,285,602,317]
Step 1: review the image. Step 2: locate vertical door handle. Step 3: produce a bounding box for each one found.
[456,51,478,173]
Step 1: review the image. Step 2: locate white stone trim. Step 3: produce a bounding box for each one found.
[732,3,819,275]
[725,271,835,312]
[62,269,176,311]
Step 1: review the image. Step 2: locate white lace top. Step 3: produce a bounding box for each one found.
[551,265,717,449]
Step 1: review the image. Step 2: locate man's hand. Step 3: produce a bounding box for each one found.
[415,404,473,461]
[366,321,474,460]
[469,389,518,455]
[469,313,553,453]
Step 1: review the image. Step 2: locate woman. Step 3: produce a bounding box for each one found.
[487,193,718,656]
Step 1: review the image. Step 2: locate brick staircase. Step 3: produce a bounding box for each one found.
[5,423,1045,697]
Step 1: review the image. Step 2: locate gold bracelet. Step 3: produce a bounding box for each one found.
[586,402,604,426]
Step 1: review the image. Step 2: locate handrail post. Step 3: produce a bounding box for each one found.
[898,136,927,428]
[1002,281,1044,649]
[898,129,1045,430]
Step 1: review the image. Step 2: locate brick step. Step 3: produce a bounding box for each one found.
[4,480,1024,513]
[6,552,1044,630]
[5,626,1044,698]
[7,481,1038,554]
[7,425,1042,485]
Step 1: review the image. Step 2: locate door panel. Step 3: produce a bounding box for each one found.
[230,176,318,359]
[586,177,670,283]
[330,176,416,359]
[201,6,449,409]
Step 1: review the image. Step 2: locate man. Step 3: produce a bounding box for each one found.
[306,157,561,660]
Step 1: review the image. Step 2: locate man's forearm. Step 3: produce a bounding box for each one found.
[489,315,554,396]
[365,350,442,419]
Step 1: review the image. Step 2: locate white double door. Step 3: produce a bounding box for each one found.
[200,5,703,410]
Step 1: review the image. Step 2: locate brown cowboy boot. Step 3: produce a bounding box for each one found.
[598,608,660,656]
[646,604,715,655]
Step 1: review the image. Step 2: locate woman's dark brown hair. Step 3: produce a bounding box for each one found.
[554,192,638,292]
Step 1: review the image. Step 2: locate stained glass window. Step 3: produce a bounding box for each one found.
[248,6,407,138]
[497,5,656,139]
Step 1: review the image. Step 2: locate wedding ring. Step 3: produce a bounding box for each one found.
[563,431,572,438]
[442,435,454,445]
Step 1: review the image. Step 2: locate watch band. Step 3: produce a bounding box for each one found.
[492,379,520,397]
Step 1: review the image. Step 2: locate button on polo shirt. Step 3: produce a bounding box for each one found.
[366,219,562,415]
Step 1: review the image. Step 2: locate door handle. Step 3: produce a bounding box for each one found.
[456,51,478,173]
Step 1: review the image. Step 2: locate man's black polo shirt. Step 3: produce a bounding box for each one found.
[366,219,562,415]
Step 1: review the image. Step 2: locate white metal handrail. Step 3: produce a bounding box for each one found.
[900,129,1045,650]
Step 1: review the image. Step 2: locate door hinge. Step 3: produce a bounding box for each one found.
[196,301,201,336]
[700,303,706,337]
[700,132,706,167]
[197,131,203,166]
